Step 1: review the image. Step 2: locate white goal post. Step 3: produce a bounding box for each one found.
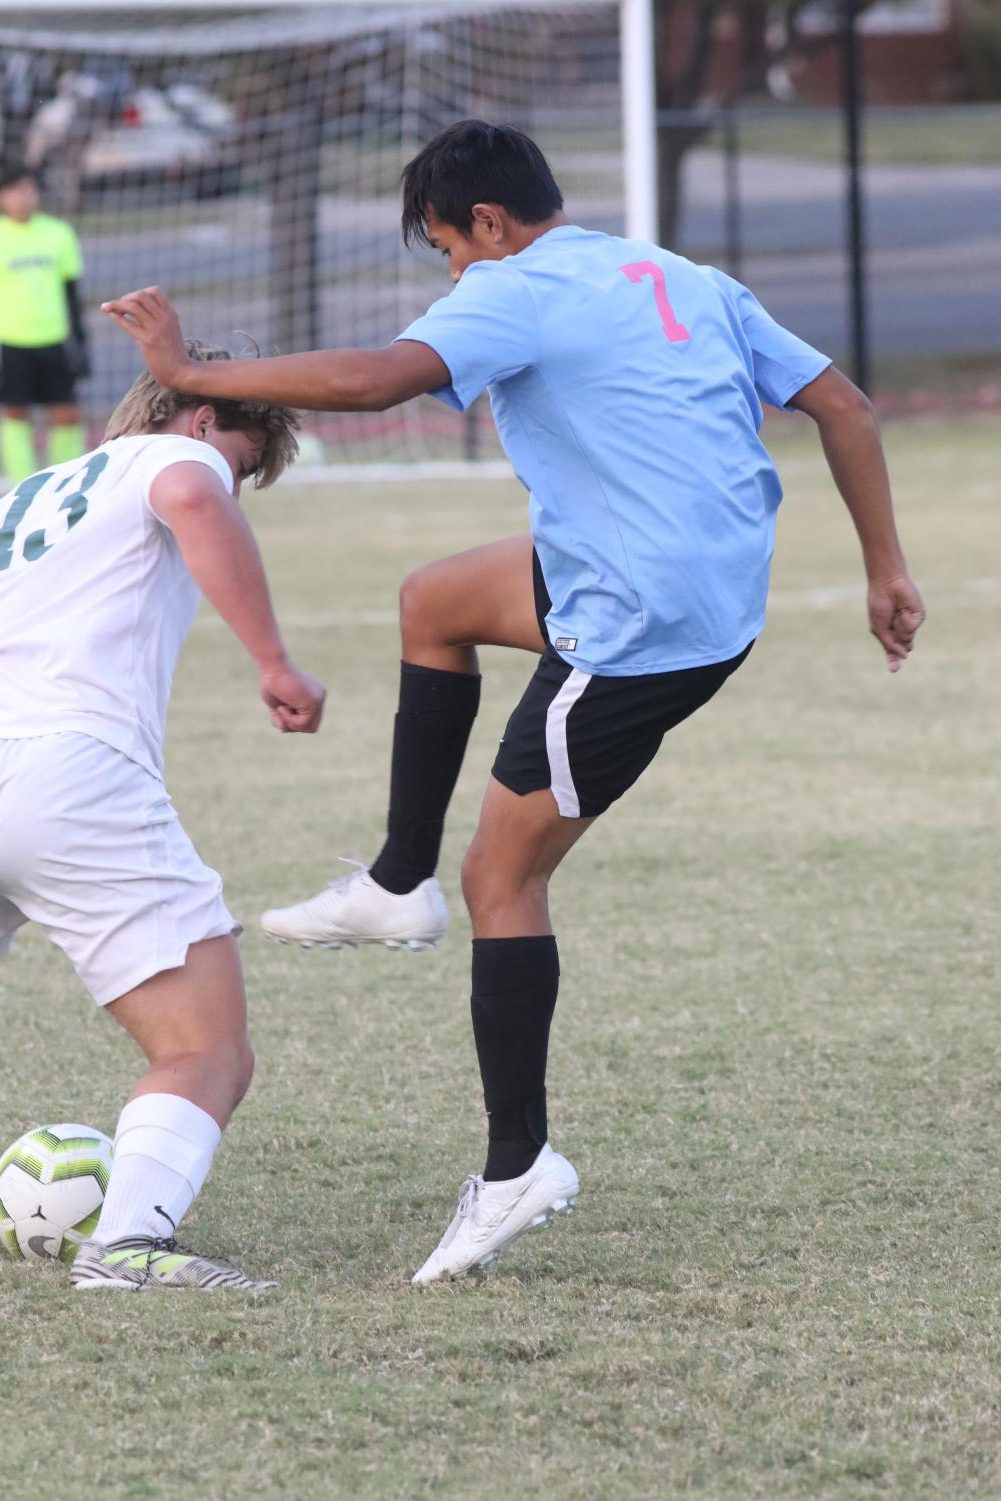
[0,0,657,472]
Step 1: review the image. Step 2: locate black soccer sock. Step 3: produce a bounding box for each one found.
[471,935,559,1182]
[369,661,481,896]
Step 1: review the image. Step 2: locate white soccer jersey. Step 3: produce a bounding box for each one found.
[0,433,233,779]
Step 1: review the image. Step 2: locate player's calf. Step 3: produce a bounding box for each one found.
[89,937,262,1261]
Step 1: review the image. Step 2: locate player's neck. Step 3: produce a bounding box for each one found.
[506,212,571,256]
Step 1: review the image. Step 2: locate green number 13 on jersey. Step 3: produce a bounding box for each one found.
[0,452,110,573]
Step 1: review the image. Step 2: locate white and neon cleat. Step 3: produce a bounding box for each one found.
[70,1235,276,1293]
[411,1143,579,1285]
[260,862,448,951]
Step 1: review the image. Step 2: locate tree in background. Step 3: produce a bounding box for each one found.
[958,0,1001,98]
[653,0,884,246]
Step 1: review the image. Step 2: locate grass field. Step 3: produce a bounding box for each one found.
[735,105,1001,167]
[1,415,999,1499]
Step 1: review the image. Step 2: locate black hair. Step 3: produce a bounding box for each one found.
[401,119,563,249]
[0,161,35,192]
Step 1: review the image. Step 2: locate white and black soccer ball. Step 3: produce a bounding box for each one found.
[0,1123,113,1264]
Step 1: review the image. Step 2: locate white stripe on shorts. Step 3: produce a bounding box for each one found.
[545,667,591,818]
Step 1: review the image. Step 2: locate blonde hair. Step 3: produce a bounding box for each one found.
[104,339,301,489]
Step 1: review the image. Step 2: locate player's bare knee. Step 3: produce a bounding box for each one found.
[460,841,487,910]
[398,565,439,649]
[462,848,546,924]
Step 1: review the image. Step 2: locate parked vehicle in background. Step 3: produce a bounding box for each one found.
[25,71,240,203]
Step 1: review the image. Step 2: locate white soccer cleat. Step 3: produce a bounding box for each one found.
[411,1143,579,1285]
[260,862,448,951]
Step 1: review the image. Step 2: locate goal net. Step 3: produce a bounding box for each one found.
[0,0,625,470]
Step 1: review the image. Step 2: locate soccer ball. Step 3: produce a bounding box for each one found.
[0,1123,113,1264]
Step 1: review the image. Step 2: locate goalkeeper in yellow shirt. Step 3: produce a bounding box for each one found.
[0,163,89,482]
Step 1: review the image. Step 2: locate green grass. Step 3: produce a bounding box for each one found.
[2,415,1000,1499]
[871,351,1001,398]
[736,105,1001,166]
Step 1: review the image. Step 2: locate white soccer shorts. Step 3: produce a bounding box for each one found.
[0,733,238,1005]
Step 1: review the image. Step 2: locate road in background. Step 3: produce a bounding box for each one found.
[81,152,1001,420]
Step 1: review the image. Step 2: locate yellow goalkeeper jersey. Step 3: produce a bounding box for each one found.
[0,213,84,347]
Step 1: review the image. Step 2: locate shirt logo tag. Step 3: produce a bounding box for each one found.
[554,636,578,652]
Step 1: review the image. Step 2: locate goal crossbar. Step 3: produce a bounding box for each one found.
[0,0,656,475]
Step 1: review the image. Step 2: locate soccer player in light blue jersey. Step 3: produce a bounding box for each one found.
[104,120,925,1286]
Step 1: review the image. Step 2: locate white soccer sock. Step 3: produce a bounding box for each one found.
[94,1092,222,1245]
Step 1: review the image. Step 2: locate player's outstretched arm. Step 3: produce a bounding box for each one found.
[150,461,326,732]
[789,366,925,673]
[102,286,450,411]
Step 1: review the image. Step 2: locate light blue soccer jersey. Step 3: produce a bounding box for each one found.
[397,225,830,675]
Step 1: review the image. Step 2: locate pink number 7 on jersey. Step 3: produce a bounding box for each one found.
[619,261,691,343]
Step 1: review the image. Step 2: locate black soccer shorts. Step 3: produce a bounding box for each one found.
[0,342,78,406]
[493,639,753,819]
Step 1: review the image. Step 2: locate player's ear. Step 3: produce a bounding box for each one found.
[191,404,218,440]
[470,203,503,243]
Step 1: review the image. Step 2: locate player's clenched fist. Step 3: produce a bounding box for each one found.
[102,285,191,389]
[259,659,327,734]
[867,573,926,674]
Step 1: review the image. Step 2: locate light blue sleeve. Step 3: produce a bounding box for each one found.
[707,268,831,410]
[394,262,538,412]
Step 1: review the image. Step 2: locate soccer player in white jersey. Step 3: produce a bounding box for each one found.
[103,121,924,1285]
[0,343,325,1290]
